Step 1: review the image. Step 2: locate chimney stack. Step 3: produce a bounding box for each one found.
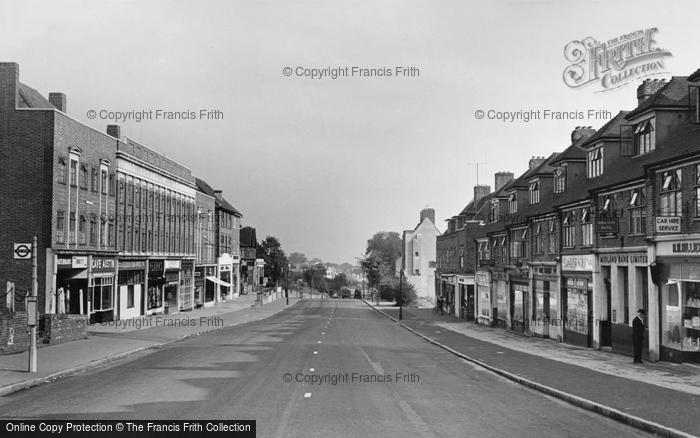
[49,92,66,112]
[637,78,667,105]
[106,125,121,138]
[420,207,435,225]
[0,62,19,110]
[474,185,491,203]
[529,156,546,170]
[494,172,514,192]
[571,126,596,144]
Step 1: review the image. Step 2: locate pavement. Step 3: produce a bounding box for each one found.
[0,291,300,397]
[368,301,700,438]
[0,299,653,438]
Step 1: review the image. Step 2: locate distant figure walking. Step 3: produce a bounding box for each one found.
[632,309,646,364]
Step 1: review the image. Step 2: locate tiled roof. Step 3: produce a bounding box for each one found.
[195,177,242,216]
[688,68,700,82]
[579,111,630,149]
[17,83,53,108]
[625,76,691,119]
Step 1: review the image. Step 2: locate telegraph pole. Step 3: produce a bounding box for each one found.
[29,236,38,373]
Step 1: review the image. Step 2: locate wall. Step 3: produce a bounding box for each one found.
[0,309,30,355]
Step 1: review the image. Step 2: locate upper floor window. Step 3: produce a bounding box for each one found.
[510,228,528,259]
[581,208,592,246]
[690,85,700,125]
[101,170,108,194]
[56,211,65,244]
[696,165,700,218]
[91,168,98,192]
[600,195,615,217]
[587,147,604,178]
[478,241,490,263]
[563,212,575,247]
[489,200,499,223]
[629,187,647,235]
[69,160,78,186]
[659,168,682,217]
[508,193,517,213]
[554,167,566,193]
[529,181,540,205]
[109,173,116,196]
[57,157,67,184]
[534,221,547,254]
[633,118,655,155]
[79,164,88,190]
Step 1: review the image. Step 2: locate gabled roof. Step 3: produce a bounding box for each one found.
[625,76,691,119]
[194,177,242,217]
[689,68,700,82]
[579,111,630,149]
[17,83,53,109]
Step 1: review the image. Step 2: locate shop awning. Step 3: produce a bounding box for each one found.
[206,276,232,287]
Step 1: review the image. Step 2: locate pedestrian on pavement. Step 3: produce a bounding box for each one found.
[632,308,646,364]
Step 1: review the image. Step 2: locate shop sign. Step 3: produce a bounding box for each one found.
[457,276,470,285]
[71,256,88,269]
[655,216,681,233]
[232,254,240,263]
[657,240,700,256]
[219,264,232,272]
[164,260,181,270]
[561,254,594,272]
[597,218,618,234]
[599,252,647,265]
[149,260,164,273]
[91,258,115,271]
[57,257,72,268]
[120,260,145,270]
[476,272,490,286]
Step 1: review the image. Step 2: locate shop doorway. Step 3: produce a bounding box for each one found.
[601,267,612,347]
[466,285,475,321]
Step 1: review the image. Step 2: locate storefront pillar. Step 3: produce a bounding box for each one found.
[647,243,660,362]
[591,255,602,349]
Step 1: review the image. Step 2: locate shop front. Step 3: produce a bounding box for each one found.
[531,264,559,340]
[218,254,234,302]
[492,270,508,329]
[655,238,700,363]
[179,259,194,311]
[147,259,165,315]
[55,255,89,316]
[598,250,649,358]
[164,259,181,314]
[509,268,530,334]
[476,270,492,325]
[456,275,475,320]
[561,254,594,348]
[117,259,145,320]
[89,257,116,323]
[196,265,217,307]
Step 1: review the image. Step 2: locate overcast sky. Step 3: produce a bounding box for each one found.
[2,0,699,264]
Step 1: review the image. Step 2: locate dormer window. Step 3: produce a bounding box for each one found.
[633,118,655,155]
[490,200,499,223]
[508,193,517,213]
[529,181,540,205]
[554,167,566,193]
[587,146,604,178]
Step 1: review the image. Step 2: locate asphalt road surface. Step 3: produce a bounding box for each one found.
[0,300,652,438]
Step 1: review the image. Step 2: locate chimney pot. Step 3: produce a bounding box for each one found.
[107,125,121,138]
[48,92,66,112]
[637,77,667,105]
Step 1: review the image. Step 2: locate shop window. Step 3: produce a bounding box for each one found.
[508,193,517,213]
[663,281,700,352]
[565,278,590,335]
[56,211,65,244]
[91,276,114,312]
[587,146,604,178]
[633,118,655,155]
[659,168,682,217]
[127,285,135,308]
[57,157,67,184]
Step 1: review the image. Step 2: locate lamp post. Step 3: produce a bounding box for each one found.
[285,263,289,305]
[399,268,403,321]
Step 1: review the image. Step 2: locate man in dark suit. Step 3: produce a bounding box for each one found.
[632,309,646,364]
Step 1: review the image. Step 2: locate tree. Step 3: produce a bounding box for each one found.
[288,252,308,269]
[329,273,348,292]
[360,254,382,290]
[302,263,326,291]
[365,231,402,276]
[259,236,288,286]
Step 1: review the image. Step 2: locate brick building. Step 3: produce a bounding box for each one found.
[402,208,440,306]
